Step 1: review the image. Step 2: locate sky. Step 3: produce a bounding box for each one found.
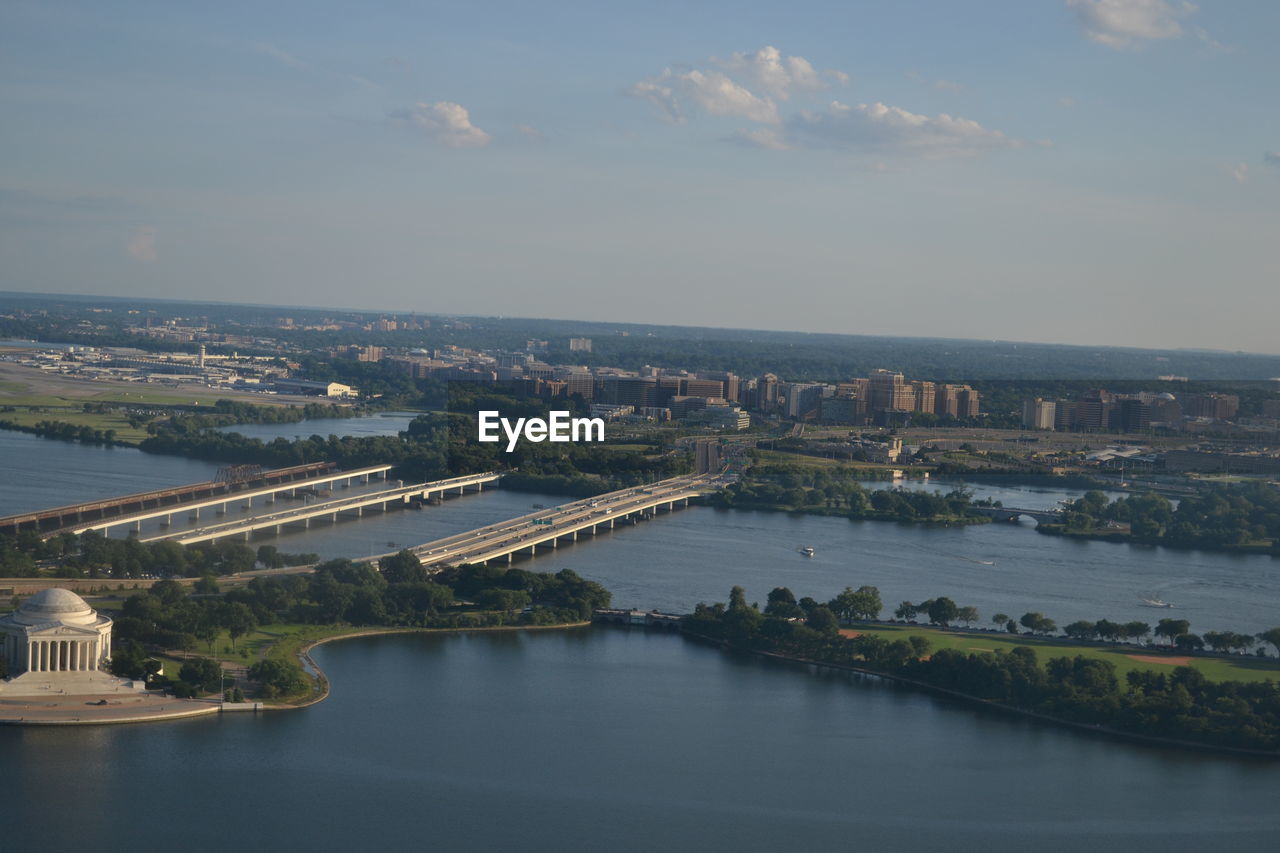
[1,0,1277,352]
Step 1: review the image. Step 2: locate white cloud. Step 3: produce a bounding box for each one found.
[389,102,491,147]
[783,101,1020,158]
[127,226,157,262]
[1231,162,1249,183]
[250,42,310,70]
[629,68,780,124]
[1263,151,1280,167]
[713,46,846,100]
[1066,0,1197,48]
[515,124,546,142]
[1057,96,1077,108]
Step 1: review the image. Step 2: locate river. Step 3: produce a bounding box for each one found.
[1,430,1275,636]
[3,629,1277,851]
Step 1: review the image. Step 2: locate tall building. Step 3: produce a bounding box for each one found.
[1022,398,1056,430]
[911,380,936,415]
[755,373,780,412]
[1183,393,1239,420]
[869,369,913,412]
[568,337,593,353]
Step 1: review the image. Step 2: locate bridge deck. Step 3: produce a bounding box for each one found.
[0,462,337,534]
[151,472,501,545]
[413,474,720,568]
[60,465,394,535]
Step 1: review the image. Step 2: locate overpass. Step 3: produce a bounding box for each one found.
[410,473,721,569]
[971,506,1065,524]
[61,465,395,536]
[142,471,502,545]
[0,462,336,535]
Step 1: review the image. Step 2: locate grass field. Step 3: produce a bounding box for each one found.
[847,622,1280,684]
[0,407,153,443]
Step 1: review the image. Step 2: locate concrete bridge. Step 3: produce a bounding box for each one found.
[61,465,395,537]
[971,505,1065,524]
[0,462,337,535]
[410,473,722,569]
[145,471,501,545]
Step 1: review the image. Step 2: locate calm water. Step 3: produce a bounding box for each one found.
[214,410,423,441]
[3,629,1277,851]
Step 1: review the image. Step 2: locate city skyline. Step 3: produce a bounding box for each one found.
[2,1,1278,353]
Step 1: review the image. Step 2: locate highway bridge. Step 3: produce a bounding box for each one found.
[409,473,722,569]
[0,462,337,535]
[62,465,395,536]
[140,471,502,545]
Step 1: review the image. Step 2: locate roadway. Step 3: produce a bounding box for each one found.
[140,472,502,545]
[411,473,722,568]
[61,465,394,535]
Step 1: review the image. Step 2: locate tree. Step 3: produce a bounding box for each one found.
[766,587,803,619]
[927,597,959,627]
[179,657,223,693]
[194,574,220,594]
[829,585,882,622]
[1122,621,1151,644]
[220,601,256,650]
[991,613,1009,628]
[380,549,428,585]
[1155,618,1191,646]
[806,606,839,636]
[256,544,283,569]
[1174,633,1204,652]
[1019,612,1056,635]
[1005,619,1018,634]
[1063,620,1096,640]
[956,606,979,627]
[894,601,917,621]
[1257,627,1280,657]
[907,635,931,658]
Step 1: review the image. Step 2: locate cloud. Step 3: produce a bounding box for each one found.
[127,226,157,262]
[250,42,310,70]
[779,101,1020,158]
[515,124,545,141]
[629,47,1023,160]
[389,101,491,147]
[1264,151,1280,168]
[1057,96,1077,108]
[1231,162,1249,183]
[628,68,780,124]
[1066,0,1197,48]
[712,46,846,100]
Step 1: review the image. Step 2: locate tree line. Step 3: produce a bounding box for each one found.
[1056,483,1280,552]
[685,585,1280,754]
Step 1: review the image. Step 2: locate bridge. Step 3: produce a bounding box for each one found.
[61,465,395,536]
[971,505,1065,524]
[0,462,337,535]
[140,471,502,545]
[409,473,721,569]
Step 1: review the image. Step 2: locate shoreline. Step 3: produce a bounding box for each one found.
[679,630,1280,761]
[266,621,592,711]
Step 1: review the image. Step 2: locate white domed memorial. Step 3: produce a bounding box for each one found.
[0,587,144,696]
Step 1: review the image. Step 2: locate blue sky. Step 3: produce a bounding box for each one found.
[2,1,1277,351]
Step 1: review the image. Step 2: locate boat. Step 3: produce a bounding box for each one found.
[1139,597,1174,608]
[798,546,815,557]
